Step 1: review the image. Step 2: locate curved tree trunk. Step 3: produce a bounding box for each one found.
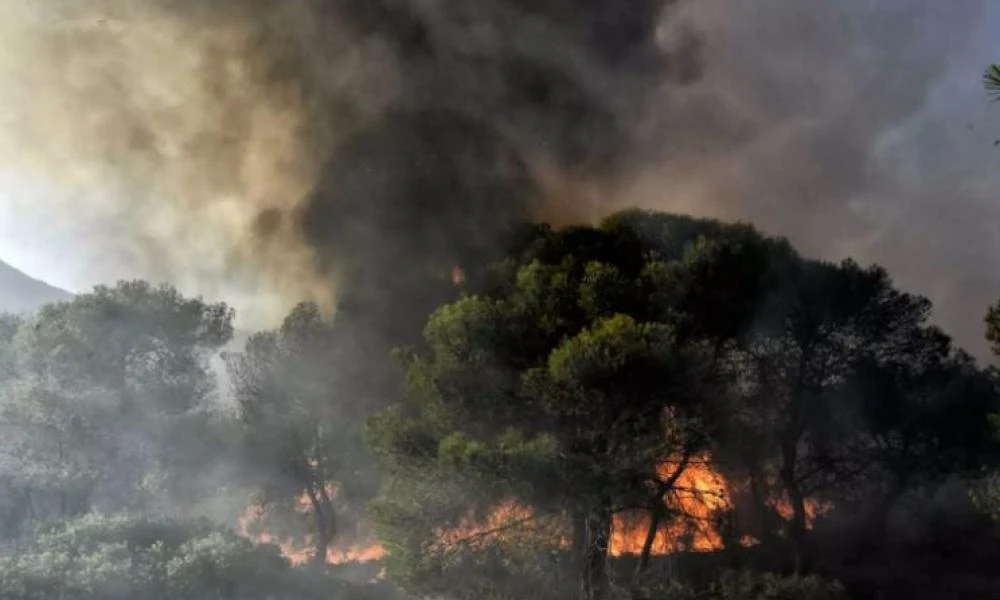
[633,449,693,583]
[634,506,664,581]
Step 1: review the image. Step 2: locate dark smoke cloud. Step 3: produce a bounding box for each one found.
[284,0,691,253]
[288,0,692,335]
[0,0,689,330]
[1,0,998,356]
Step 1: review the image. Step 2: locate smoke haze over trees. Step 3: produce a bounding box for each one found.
[1,1,1000,599]
[0,1,998,356]
[2,211,1000,599]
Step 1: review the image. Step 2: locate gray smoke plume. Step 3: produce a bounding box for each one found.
[616,0,1000,358]
[0,0,997,354]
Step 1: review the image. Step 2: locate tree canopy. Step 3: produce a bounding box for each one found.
[0,281,234,533]
[226,302,381,565]
[1,211,998,600]
[367,210,1000,600]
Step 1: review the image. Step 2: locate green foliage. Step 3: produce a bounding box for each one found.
[368,212,787,597]
[637,578,700,600]
[710,571,848,600]
[389,535,570,600]
[0,206,994,600]
[367,210,1000,598]
[986,300,1000,356]
[971,472,1000,523]
[709,255,958,552]
[0,313,21,380]
[0,281,235,532]
[226,301,378,564]
[636,571,848,600]
[0,513,312,600]
[971,414,1000,522]
[984,64,1000,100]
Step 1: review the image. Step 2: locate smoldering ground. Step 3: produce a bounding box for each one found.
[0,0,998,354]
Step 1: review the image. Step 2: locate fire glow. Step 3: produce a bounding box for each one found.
[240,453,828,564]
[238,485,386,566]
[611,455,732,555]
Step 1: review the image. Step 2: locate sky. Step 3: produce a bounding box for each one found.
[0,0,998,355]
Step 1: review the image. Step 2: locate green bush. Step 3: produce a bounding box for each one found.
[639,570,849,600]
[711,570,849,600]
[0,513,352,600]
[637,578,700,600]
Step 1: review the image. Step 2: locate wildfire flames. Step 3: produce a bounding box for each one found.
[238,485,386,567]
[432,499,568,553]
[611,456,732,555]
[240,454,828,564]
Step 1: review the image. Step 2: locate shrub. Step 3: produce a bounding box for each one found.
[0,513,352,600]
[711,570,849,600]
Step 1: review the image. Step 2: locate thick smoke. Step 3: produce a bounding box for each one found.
[0,0,998,353]
[617,0,1000,356]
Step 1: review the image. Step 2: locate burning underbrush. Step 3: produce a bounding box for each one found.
[239,453,829,566]
[238,483,386,567]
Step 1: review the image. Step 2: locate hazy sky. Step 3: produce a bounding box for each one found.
[0,0,998,355]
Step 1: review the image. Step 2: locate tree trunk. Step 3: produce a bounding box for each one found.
[780,368,809,575]
[312,515,331,566]
[633,450,692,582]
[779,437,807,575]
[634,506,663,581]
[578,500,613,600]
[305,482,336,567]
[744,458,775,545]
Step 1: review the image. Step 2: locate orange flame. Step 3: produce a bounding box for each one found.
[431,453,830,557]
[240,454,830,565]
[771,493,831,523]
[432,499,570,553]
[238,503,315,565]
[238,484,386,566]
[610,455,732,555]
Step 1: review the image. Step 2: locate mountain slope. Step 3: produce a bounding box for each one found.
[0,259,72,313]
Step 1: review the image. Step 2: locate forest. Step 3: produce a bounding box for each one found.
[0,0,998,596]
[2,210,1000,600]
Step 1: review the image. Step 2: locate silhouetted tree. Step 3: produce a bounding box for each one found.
[226,302,376,566]
[714,258,939,570]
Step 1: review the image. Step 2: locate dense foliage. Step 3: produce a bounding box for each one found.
[0,211,998,600]
[225,302,380,565]
[367,211,1000,599]
[0,514,291,600]
[0,282,235,532]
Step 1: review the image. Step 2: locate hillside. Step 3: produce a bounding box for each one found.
[0,259,72,313]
